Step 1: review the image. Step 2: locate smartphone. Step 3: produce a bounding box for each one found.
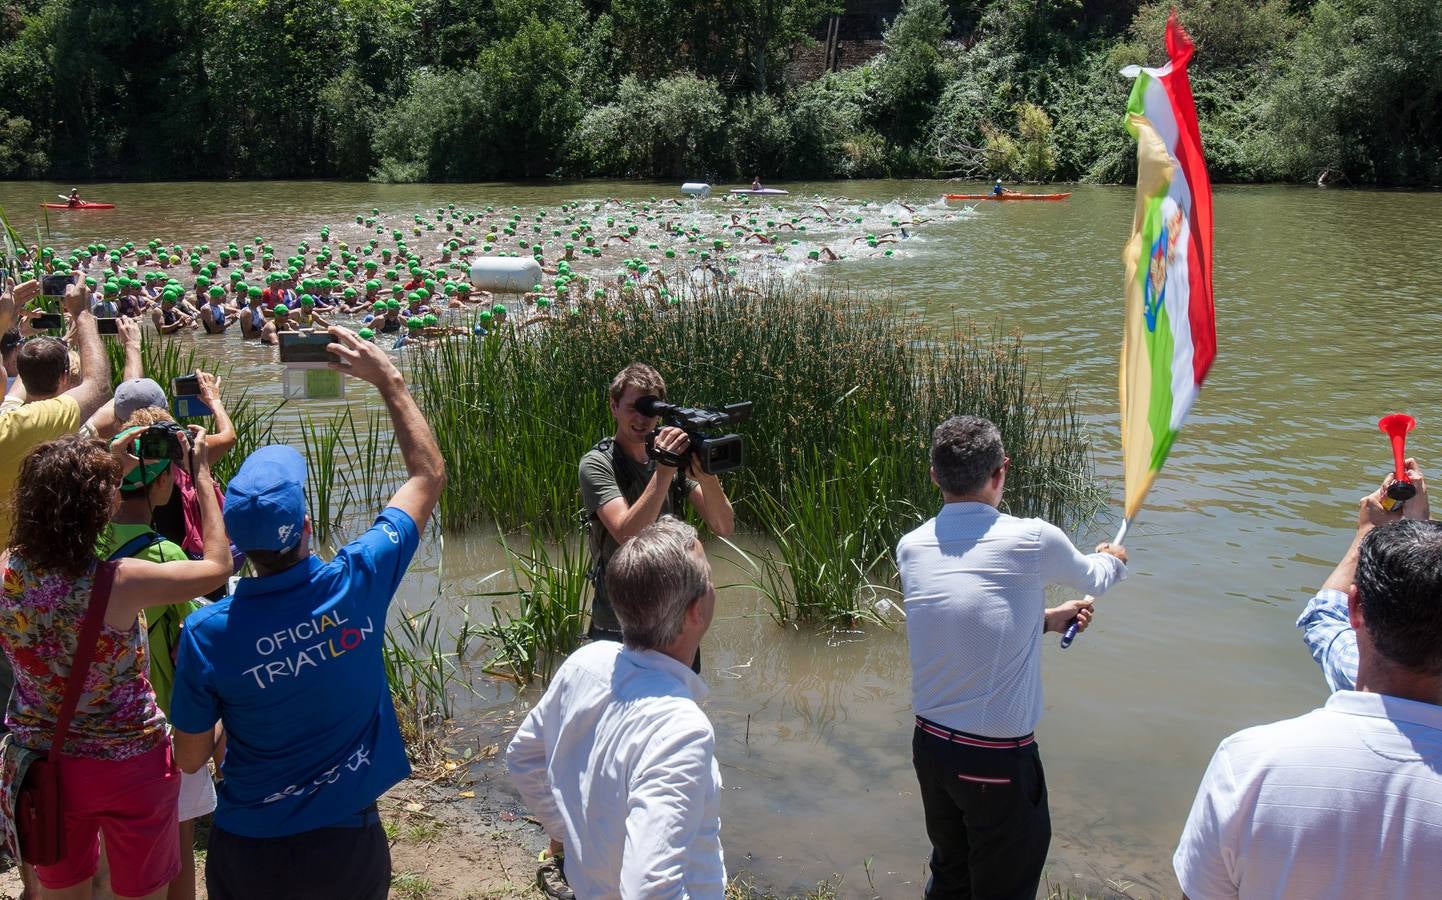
[41,273,71,298]
[171,373,213,418]
[96,317,120,335]
[278,331,338,365]
[32,312,64,330]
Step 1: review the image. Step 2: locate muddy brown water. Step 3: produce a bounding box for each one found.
[4,179,1440,898]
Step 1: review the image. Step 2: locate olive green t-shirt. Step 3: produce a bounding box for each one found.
[578,444,696,630]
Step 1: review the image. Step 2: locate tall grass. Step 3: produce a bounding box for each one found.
[383,601,477,762]
[299,410,351,545]
[474,535,590,684]
[409,277,1103,624]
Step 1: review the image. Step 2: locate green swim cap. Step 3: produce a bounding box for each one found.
[373,301,386,312]
[248,286,262,298]
[273,304,289,315]
[491,303,506,315]
[300,295,315,307]
[407,317,423,329]
[478,310,493,321]
[386,299,401,310]
[209,285,225,298]
[230,271,244,282]
[359,327,375,339]
[422,314,438,326]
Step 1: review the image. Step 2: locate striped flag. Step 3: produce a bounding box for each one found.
[1118,10,1216,520]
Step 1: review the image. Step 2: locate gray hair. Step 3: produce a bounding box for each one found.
[606,517,708,651]
[931,415,1004,496]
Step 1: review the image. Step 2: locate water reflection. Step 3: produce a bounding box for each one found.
[4,179,1439,896]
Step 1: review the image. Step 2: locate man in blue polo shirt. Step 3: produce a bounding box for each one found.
[169,325,445,900]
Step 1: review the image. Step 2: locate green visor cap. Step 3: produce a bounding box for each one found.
[122,457,173,490]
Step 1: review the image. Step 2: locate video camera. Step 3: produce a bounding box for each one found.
[637,395,753,476]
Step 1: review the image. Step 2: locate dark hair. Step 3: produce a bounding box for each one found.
[608,362,666,405]
[246,544,308,577]
[0,328,21,355]
[930,415,1004,496]
[10,435,120,578]
[16,336,69,395]
[1355,519,1442,674]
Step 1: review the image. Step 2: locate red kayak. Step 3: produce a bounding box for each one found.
[945,192,1071,201]
[41,201,115,210]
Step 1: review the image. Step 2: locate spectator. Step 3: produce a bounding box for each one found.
[168,326,444,900]
[507,517,726,899]
[1175,510,1442,898]
[100,409,222,900]
[1297,458,1428,692]
[897,415,1126,900]
[0,429,231,899]
[0,282,112,547]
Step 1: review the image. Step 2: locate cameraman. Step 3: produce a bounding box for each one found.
[580,363,734,648]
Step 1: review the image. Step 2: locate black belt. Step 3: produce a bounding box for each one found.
[916,716,1034,749]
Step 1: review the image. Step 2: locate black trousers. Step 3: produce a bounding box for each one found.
[587,621,701,674]
[912,724,1051,900]
[206,805,390,900]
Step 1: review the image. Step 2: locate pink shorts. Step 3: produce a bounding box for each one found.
[33,741,181,897]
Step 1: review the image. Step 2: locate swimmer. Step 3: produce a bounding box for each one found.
[151,292,194,335]
[200,285,233,334]
[239,292,267,340]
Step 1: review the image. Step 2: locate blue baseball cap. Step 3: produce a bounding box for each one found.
[223,446,307,552]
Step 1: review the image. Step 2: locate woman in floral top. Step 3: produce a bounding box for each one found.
[0,431,232,899]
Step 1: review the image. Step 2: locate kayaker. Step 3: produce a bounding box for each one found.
[992,179,1005,197]
[67,188,80,208]
[752,176,762,191]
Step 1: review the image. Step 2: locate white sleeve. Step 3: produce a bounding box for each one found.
[1037,520,1127,595]
[620,723,722,900]
[1173,744,1242,900]
[504,701,567,841]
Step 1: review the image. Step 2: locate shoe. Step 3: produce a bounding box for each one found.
[536,853,575,900]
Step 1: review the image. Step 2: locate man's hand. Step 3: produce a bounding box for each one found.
[183,424,211,473]
[196,369,222,406]
[61,279,87,318]
[1357,486,1402,532]
[325,325,401,387]
[651,425,689,471]
[1095,542,1127,565]
[12,279,39,307]
[1386,457,1430,522]
[1045,598,1094,635]
[117,315,140,348]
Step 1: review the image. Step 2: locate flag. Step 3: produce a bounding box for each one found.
[1118,10,1216,520]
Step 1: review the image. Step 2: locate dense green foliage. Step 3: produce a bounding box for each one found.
[0,0,1436,184]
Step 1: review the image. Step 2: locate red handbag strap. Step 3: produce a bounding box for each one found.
[48,561,117,761]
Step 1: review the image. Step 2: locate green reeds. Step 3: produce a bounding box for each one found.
[408,277,1103,624]
[382,600,476,761]
[475,535,590,684]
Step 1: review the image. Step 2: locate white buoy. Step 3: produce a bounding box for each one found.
[469,257,543,293]
[681,182,712,198]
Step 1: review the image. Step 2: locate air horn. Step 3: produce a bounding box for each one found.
[1378,413,1417,512]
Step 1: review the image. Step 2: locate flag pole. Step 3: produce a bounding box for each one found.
[1059,517,1131,648]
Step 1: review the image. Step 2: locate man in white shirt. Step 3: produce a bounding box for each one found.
[1176,511,1442,898]
[506,517,725,900]
[897,415,1128,900]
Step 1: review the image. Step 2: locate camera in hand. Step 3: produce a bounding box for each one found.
[31,311,64,330]
[171,372,213,418]
[40,274,71,298]
[637,395,752,475]
[278,331,337,364]
[96,317,119,335]
[129,421,187,463]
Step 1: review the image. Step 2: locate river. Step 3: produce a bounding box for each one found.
[4,179,1440,898]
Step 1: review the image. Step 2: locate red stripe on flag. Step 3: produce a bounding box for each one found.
[1161,11,1216,387]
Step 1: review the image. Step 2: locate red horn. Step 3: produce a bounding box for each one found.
[1378,413,1417,504]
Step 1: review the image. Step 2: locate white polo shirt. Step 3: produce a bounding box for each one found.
[506,641,725,899]
[1175,690,1442,899]
[897,502,1127,738]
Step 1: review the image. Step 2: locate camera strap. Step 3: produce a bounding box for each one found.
[586,437,689,581]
